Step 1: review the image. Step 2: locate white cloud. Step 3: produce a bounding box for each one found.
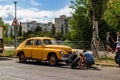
[30,0,40,6]
[0,0,7,1]
[0,5,14,22]
[0,5,73,24]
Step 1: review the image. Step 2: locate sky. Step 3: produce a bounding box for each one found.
[0,0,74,24]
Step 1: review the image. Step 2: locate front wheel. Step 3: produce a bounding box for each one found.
[19,53,26,63]
[49,54,58,66]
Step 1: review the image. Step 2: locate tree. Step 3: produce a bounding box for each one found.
[104,0,120,32]
[10,28,13,40]
[18,22,22,36]
[90,0,108,57]
[3,23,9,38]
[60,24,64,37]
[0,17,4,26]
[70,0,92,41]
[51,24,56,37]
[35,26,42,32]
[0,17,9,38]
[70,0,108,57]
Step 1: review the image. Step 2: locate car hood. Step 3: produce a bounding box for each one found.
[45,45,72,52]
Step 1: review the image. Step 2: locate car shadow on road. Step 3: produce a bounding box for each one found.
[17,60,66,67]
[59,64,102,71]
[17,60,102,71]
[0,57,13,61]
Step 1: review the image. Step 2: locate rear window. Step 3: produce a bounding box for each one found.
[43,39,57,45]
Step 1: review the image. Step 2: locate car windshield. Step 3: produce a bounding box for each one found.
[43,39,57,45]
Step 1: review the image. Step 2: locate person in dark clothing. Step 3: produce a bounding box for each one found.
[115,32,120,67]
[106,32,115,54]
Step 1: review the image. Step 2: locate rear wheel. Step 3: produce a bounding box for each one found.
[49,54,58,66]
[19,53,26,63]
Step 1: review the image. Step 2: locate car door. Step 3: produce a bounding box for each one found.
[32,39,43,59]
[24,39,34,58]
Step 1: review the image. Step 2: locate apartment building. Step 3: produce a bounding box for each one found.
[55,15,70,33]
[20,21,53,33]
[21,21,37,33]
[6,15,70,37]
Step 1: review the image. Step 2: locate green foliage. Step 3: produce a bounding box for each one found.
[20,0,120,43]
[18,23,22,36]
[3,23,9,38]
[35,26,42,32]
[4,37,12,41]
[104,0,120,32]
[69,0,110,42]
[0,17,4,26]
[69,0,92,41]
[65,31,71,40]
[51,24,56,37]
[98,19,109,41]
[43,31,51,37]
[60,25,64,37]
[5,29,8,37]
[3,50,14,57]
[90,0,108,21]
[10,28,13,40]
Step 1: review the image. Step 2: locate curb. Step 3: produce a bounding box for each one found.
[95,63,118,67]
[0,55,17,58]
[0,55,119,68]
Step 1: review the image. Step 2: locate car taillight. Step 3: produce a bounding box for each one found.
[116,47,119,52]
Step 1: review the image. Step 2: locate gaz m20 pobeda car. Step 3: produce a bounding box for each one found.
[14,37,77,66]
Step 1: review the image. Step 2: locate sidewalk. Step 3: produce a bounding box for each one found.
[95,62,118,67]
[95,51,119,67]
[76,49,118,67]
[4,46,14,50]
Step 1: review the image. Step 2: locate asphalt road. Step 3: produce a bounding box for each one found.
[0,57,120,80]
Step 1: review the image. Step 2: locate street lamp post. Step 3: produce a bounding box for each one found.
[14,1,17,49]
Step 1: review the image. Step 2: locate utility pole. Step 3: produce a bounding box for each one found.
[14,1,17,49]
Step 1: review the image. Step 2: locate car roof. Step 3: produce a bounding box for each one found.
[27,37,54,40]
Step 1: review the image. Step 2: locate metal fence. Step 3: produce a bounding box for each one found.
[4,40,109,51]
[58,41,92,49]
[4,40,23,47]
[4,40,117,58]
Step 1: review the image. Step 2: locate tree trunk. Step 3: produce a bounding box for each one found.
[91,0,99,58]
[92,20,99,58]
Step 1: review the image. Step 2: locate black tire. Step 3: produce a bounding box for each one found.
[119,64,120,68]
[49,54,58,66]
[68,54,77,64]
[19,53,26,63]
[71,62,77,69]
[71,57,80,69]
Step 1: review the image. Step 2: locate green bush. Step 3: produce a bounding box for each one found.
[2,50,14,57]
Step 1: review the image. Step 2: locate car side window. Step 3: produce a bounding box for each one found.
[43,39,51,45]
[26,40,33,46]
[35,40,41,46]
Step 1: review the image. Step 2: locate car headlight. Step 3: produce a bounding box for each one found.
[73,50,79,54]
[60,50,64,55]
[75,50,78,54]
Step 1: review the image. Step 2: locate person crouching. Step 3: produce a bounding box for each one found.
[80,49,95,69]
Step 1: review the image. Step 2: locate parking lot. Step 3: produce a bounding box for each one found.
[0,57,120,80]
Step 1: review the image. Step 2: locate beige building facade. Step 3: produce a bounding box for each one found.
[55,15,71,34]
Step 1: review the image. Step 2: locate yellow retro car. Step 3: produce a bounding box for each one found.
[14,37,77,66]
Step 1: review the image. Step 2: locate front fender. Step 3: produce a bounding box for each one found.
[42,48,68,60]
[14,48,24,56]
